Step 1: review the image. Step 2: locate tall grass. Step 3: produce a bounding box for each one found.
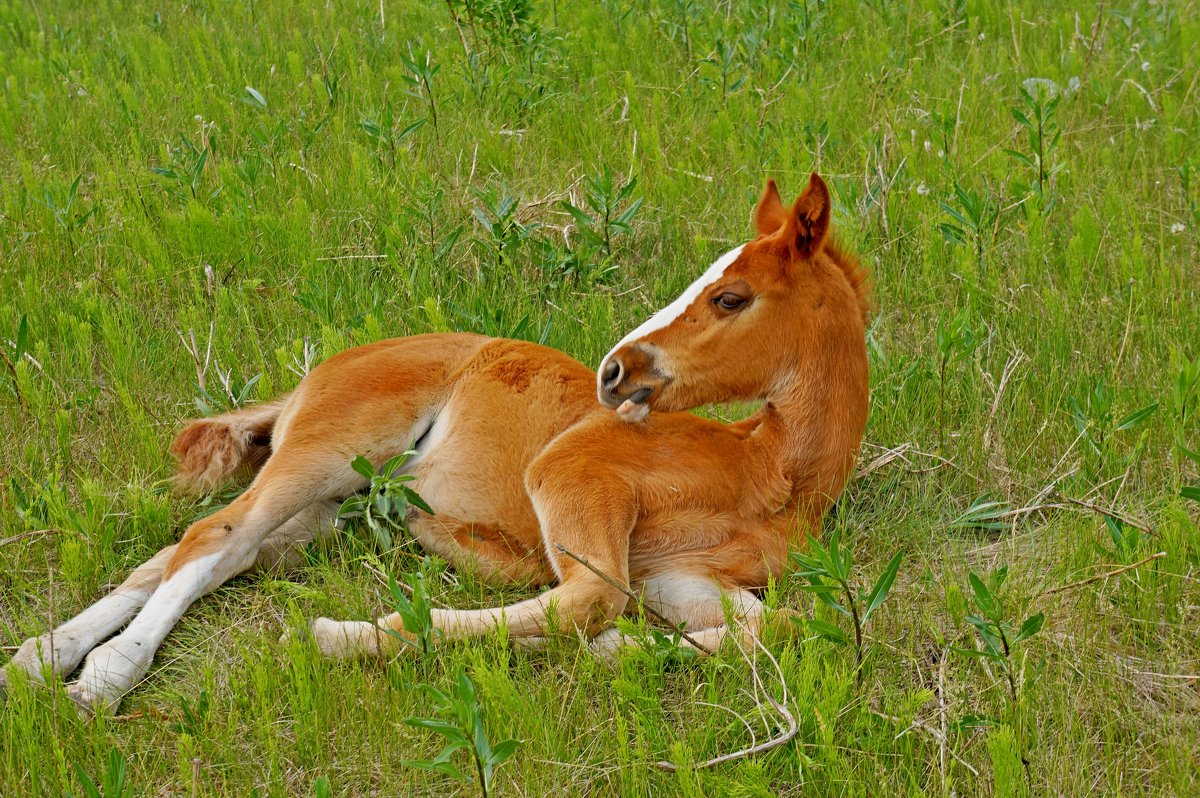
[1,0,1197,795]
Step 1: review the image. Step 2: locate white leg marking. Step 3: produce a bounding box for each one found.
[299,619,392,660]
[67,552,223,711]
[588,574,764,658]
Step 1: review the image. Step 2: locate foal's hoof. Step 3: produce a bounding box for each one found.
[66,685,108,718]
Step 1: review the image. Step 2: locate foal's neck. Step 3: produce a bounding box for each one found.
[750,324,869,536]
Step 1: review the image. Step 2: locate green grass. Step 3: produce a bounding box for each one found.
[1,0,1198,794]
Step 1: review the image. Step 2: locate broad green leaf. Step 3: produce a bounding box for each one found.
[968,573,997,618]
[1012,612,1045,643]
[949,714,998,733]
[813,589,851,617]
[350,455,375,480]
[403,718,470,748]
[244,85,267,108]
[861,551,903,624]
[804,618,849,645]
[1115,403,1158,431]
[402,758,466,781]
[1181,485,1200,502]
[950,498,1014,531]
[403,486,435,515]
[798,582,840,595]
[1177,442,1200,465]
[14,314,28,359]
[489,738,521,766]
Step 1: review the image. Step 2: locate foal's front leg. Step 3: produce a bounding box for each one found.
[303,465,639,658]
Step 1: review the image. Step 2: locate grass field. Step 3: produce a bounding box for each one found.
[1,0,1198,795]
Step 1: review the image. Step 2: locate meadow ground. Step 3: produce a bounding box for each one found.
[1,0,1198,795]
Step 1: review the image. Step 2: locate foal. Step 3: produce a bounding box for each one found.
[3,173,870,712]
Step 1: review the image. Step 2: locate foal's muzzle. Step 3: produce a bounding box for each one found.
[597,345,666,411]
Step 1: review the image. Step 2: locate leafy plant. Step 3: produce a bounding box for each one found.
[152,135,215,202]
[1068,376,1158,461]
[1,313,29,401]
[938,179,1000,272]
[948,496,1016,531]
[403,668,521,798]
[338,452,433,550]
[1167,354,1200,467]
[359,102,426,167]
[71,748,134,798]
[953,568,1044,782]
[194,368,262,415]
[471,183,538,273]
[445,0,537,50]
[36,174,97,256]
[169,688,211,736]
[401,49,440,136]
[1006,83,1064,211]
[1098,515,1147,563]
[560,166,642,259]
[699,36,747,103]
[791,531,903,683]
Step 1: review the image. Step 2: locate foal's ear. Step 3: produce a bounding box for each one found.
[788,172,831,258]
[754,178,787,236]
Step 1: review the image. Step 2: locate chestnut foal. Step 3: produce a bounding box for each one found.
[3,174,870,712]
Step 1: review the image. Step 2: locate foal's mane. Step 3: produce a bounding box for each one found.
[823,237,873,323]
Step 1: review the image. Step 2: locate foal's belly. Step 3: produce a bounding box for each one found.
[404,339,598,585]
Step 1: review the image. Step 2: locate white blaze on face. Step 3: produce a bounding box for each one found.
[598,244,745,395]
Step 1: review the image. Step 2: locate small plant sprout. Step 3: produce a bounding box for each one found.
[791,530,903,684]
[1,313,30,402]
[403,668,521,798]
[382,562,439,656]
[37,174,97,257]
[953,567,1044,782]
[71,748,135,798]
[338,452,433,551]
[1168,353,1200,468]
[151,136,215,202]
[700,35,748,104]
[169,688,211,736]
[359,102,426,167]
[472,183,538,274]
[938,179,1000,273]
[194,368,262,415]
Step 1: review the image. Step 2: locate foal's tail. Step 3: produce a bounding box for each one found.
[170,397,289,494]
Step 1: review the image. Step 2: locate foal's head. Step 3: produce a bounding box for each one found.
[598,173,870,421]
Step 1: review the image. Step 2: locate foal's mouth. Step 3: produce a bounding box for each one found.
[614,386,653,422]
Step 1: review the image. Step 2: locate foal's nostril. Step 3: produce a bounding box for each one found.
[601,358,623,392]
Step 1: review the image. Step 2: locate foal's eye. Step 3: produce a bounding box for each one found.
[713,292,748,311]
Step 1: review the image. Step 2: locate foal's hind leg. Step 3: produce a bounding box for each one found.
[589,573,765,657]
[62,471,354,713]
[1,501,340,695]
